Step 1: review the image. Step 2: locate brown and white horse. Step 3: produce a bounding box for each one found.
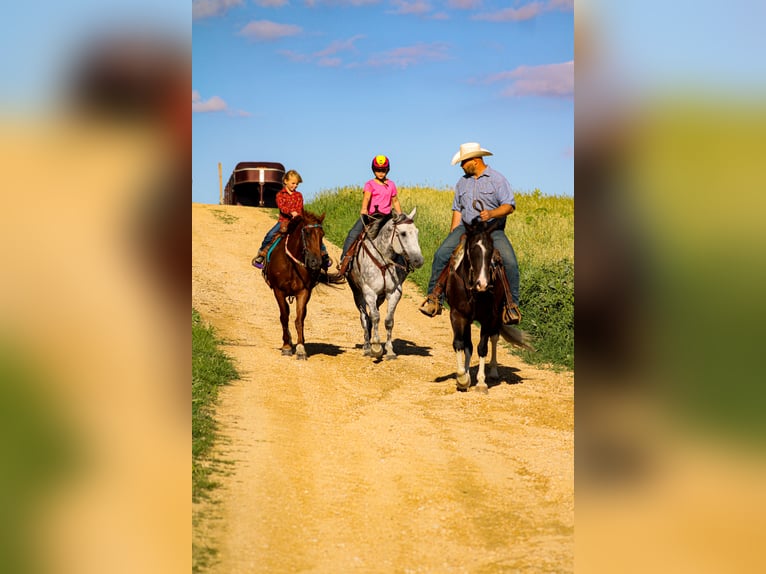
[445,218,533,391]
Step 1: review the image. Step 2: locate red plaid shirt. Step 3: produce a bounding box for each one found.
[276,189,304,224]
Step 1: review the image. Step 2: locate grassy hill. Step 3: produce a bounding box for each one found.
[306,186,574,370]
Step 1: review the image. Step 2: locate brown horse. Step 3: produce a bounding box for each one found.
[262,210,326,360]
[445,218,533,392]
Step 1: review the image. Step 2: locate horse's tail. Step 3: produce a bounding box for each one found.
[499,325,536,352]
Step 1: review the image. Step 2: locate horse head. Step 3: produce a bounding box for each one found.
[462,217,502,292]
[290,211,326,272]
[390,208,424,270]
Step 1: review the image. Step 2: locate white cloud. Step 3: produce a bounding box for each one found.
[312,35,365,58]
[192,0,243,21]
[472,0,572,22]
[390,0,433,16]
[447,0,481,9]
[192,90,228,113]
[365,42,450,69]
[486,61,573,98]
[239,20,302,41]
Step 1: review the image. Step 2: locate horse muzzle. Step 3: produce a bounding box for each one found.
[305,253,322,272]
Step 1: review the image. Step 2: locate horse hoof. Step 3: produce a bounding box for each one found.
[475,383,489,394]
[370,343,383,358]
[456,372,470,391]
[281,347,293,356]
[296,354,307,361]
[384,354,397,360]
[295,344,307,360]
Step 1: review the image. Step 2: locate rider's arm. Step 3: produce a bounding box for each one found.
[480,203,514,221]
[449,210,462,232]
[391,195,402,215]
[360,190,372,215]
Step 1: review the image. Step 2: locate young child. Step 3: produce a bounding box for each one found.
[337,155,403,275]
[252,169,331,270]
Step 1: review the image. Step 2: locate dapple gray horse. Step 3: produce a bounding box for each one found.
[347,209,424,359]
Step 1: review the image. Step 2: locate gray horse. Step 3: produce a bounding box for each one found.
[347,209,424,359]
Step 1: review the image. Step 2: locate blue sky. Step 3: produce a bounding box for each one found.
[192,0,574,204]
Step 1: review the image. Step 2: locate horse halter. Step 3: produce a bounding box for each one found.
[285,222,323,268]
[390,217,418,273]
[464,232,495,293]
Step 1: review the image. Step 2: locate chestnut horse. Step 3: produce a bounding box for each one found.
[261,210,326,360]
[445,218,533,392]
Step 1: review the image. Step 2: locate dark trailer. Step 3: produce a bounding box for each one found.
[222,162,285,207]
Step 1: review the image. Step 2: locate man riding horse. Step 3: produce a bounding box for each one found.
[419,142,522,326]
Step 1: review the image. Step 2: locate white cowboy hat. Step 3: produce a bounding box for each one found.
[451,142,493,166]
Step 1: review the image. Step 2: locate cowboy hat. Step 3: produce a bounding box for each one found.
[451,142,493,166]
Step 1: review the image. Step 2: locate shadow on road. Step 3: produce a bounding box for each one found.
[433,365,523,388]
[304,342,345,357]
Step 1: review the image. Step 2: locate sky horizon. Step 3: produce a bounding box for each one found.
[192,0,573,204]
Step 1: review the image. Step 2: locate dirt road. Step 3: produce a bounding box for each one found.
[192,203,573,573]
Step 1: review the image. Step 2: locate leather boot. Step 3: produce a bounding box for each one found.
[419,265,450,317]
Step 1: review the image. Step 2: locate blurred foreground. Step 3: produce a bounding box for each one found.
[576,2,766,572]
[0,22,189,574]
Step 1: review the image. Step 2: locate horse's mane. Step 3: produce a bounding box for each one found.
[302,210,322,225]
[285,210,322,234]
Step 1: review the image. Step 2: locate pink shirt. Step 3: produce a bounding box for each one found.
[364,178,398,215]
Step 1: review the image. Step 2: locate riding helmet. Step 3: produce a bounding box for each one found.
[371,155,390,172]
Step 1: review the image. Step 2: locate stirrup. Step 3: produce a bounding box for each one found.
[419,295,442,317]
[502,302,521,325]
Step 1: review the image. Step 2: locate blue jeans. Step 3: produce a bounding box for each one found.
[341,218,366,260]
[260,221,328,256]
[258,222,281,251]
[427,223,520,305]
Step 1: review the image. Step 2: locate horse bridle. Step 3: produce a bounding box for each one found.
[463,224,496,294]
[285,222,323,268]
[362,217,416,280]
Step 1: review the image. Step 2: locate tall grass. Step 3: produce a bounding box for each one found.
[192,308,239,571]
[307,185,574,370]
[192,309,239,500]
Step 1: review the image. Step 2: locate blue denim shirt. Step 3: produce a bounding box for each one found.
[452,165,515,225]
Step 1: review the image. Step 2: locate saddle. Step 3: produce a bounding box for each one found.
[443,235,521,324]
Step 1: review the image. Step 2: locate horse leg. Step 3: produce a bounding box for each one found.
[452,315,472,391]
[274,290,293,355]
[476,331,490,394]
[383,289,403,360]
[356,294,373,356]
[293,289,311,360]
[364,287,383,359]
[488,334,500,381]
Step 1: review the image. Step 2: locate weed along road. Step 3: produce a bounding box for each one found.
[192,203,574,573]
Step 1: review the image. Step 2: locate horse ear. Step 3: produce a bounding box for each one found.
[407,207,416,220]
[487,218,502,234]
[319,212,326,223]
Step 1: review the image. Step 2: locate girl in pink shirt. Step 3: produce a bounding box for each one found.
[337,155,403,274]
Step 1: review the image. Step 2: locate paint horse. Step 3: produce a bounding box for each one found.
[445,218,533,391]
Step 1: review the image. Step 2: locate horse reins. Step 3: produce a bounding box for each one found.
[284,223,323,269]
[360,218,413,290]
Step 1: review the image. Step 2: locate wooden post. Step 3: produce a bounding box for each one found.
[218,162,223,205]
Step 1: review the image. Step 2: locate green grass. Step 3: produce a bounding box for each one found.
[209,209,239,224]
[192,308,239,572]
[307,186,574,370]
